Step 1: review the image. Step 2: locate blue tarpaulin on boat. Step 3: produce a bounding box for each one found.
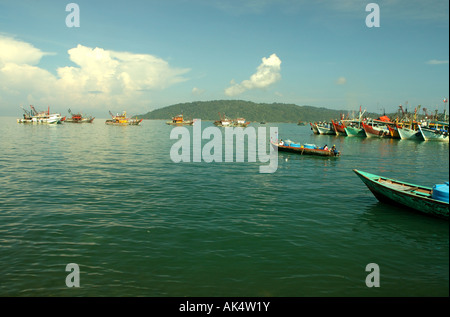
[432,182,449,203]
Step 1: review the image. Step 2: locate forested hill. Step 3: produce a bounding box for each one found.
[137,100,380,123]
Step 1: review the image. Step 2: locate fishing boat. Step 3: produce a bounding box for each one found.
[17,105,63,124]
[418,122,449,142]
[105,111,143,126]
[342,108,367,137]
[344,123,366,137]
[310,122,319,134]
[315,122,336,135]
[65,109,95,123]
[232,117,250,127]
[361,119,391,138]
[387,124,401,139]
[166,114,194,126]
[214,113,233,127]
[353,169,449,220]
[331,119,347,136]
[271,139,340,157]
[396,122,423,140]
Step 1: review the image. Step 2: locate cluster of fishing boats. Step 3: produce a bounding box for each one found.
[16,106,143,126]
[311,112,449,142]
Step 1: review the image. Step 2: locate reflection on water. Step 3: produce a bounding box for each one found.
[0,117,448,297]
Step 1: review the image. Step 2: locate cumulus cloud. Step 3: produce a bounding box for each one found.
[426,59,449,65]
[225,53,281,96]
[0,36,190,113]
[336,77,347,85]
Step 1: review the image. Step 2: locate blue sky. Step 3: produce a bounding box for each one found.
[0,0,448,117]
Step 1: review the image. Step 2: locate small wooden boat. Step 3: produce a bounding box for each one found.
[271,140,340,157]
[353,169,449,220]
[166,114,194,126]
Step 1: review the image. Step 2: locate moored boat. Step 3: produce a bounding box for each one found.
[310,122,319,134]
[331,119,347,136]
[65,109,95,123]
[316,122,336,135]
[271,139,340,157]
[344,124,366,137]
[166,114,194,126]
[17,105,62,124]
[106,111,143,126]
[361,120,390,138]
[353,169,449,220]
[418,122,449,142]
[396,121,423,140]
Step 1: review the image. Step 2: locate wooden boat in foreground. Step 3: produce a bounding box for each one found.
[271,140,340,157]
[353,169,449,220]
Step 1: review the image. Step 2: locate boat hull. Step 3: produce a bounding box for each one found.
[344,126,366,137]
[362,122,390,138]
[310,123,319,134]
[316,125,336,135]
[272,142,340,157]
[354,169,448,220]
[332,120,347,136]
[418,125,449,142]
[396,125,423,140]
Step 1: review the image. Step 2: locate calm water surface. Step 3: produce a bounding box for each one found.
[0,117,448,297]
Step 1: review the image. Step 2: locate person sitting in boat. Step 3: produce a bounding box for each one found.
[331,145,338,155]
[323,144,328,150]
[279,139,284,145]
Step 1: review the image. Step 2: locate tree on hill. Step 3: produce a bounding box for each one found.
[137,100,381,123]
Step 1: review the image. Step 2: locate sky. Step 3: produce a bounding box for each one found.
[0,0,448,117]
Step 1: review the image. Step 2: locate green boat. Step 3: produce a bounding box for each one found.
[344,125,366,137]
[353,169,449,220]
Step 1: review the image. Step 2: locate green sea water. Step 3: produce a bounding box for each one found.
[0,117,448,297]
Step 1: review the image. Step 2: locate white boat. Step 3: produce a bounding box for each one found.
[396,124,423,140]
[17,105,62,124]
[315,122,336,135]
[418,122,449,142]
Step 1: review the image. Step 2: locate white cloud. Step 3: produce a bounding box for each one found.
[0,37,190,114]
[336,77,347,85]
[225,53,281,96]
[426,59,449,65]
[0,35,54,65]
